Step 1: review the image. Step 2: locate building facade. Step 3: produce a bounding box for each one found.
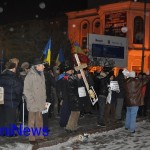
[66,1,150,73]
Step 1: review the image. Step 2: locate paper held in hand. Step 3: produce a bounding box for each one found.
[110,81,120,92]
[42,102,51,114]
[0,87,4,104]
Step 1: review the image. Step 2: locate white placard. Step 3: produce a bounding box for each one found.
[42,102,51,114]
[78,87,86,97]
[110,81,120,92]
[0,87,4,104]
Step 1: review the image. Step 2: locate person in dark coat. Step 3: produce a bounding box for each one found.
[0,61,22,136]
[96,70,112,127]
[57,64,73,127]
[115,69,125,121]
[65,70,85,132]
[144,77,150,120]
[43,64,55,130]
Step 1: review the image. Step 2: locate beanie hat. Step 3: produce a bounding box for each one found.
[64,65,73,72]
[122,69,135,78]
[5,62,16,69]
[21,62,30,69]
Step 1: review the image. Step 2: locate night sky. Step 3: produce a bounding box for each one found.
[0,0,88,25]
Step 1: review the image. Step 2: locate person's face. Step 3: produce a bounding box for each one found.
[36,64,45,72]
[110,75,114,81]
[77,73,82,79]
[66,69,73,75]
[138,74,142,79]
[56,68,60,74]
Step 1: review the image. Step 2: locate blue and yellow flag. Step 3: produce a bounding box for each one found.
[43,39,51,65]
[55,49,65,66]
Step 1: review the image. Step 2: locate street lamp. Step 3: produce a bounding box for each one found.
[134,0,147,73]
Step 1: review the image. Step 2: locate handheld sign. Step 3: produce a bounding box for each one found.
[74,54,98,105]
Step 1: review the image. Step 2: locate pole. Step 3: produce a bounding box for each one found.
[22,96,25,130]
[141,0,146,73]
[0,50,3,74]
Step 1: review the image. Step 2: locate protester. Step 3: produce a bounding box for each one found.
[95,67,113,127]
[24,58,48,145]
[43,63,55,130]
[115,69,125,122]
[18,62,30,123]
[58,63,73,127]
[0,61,22,136]
[123,69,149,133]
[105,73,117,124]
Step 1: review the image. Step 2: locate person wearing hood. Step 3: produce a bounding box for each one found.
[123,69,149,134]
[24,58,47,145]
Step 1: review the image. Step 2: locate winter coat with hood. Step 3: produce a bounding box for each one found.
[124,77,149,107]
[0,70,22,108]
[23,66,46,112]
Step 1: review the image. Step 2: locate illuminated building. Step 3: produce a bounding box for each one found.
[66,1,150,73]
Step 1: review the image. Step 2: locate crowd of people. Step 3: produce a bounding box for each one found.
[0,57,150,145]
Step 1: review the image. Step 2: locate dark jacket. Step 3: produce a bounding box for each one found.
[65,74,81,111]
[124,77,149,106]
[0,70,22,108]
[94,74,110,97]
[115,73,125,98]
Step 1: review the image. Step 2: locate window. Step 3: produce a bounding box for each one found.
[81,21,89,49]
[133,16,144,44]
[92,19,100,34]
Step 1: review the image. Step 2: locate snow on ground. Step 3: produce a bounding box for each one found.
[0,143,32,150]
[38,120,150,150]
[0,121,150,150]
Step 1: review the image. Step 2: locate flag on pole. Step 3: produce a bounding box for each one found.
[43,39,51,65]
[72,42,89,63]
[73,42,86,55]
[55,49,65,66]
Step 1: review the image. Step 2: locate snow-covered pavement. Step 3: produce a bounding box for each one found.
[38,120,150,150]
[0,120,150,150]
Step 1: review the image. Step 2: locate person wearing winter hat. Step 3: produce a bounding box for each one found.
[24,58,48,144]
[123,69,149,134]
[18,62,30,124]
[58,63,74,128]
